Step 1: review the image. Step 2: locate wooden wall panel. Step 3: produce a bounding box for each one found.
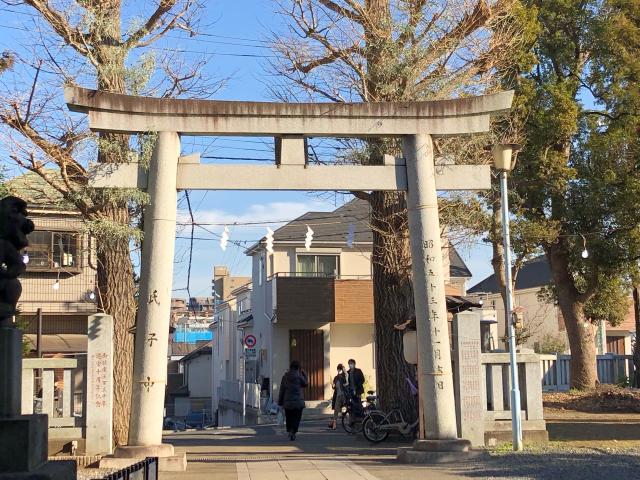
[334,280,374,324]
[276,277,334,324]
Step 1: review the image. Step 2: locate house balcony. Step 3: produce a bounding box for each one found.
[268,273,374,325]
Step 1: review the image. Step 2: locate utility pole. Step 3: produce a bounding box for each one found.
[492,144,523,451]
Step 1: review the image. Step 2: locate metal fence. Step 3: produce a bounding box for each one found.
[218,380,260,408]
[100,457,158,480]
[540,353,635,391]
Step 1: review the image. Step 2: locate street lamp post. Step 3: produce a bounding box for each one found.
[492,143,523,451]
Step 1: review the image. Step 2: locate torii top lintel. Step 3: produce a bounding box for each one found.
[65,87,513,137]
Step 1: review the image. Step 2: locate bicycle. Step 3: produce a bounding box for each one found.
[361,377,419,443]
[341,390,379,434]
[362,407,419,443]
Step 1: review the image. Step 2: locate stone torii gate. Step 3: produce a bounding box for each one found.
[65,86,513,466]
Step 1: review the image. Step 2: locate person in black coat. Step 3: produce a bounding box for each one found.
[329,363,347,430]
[347,358,365,399]
[277,360,308,440]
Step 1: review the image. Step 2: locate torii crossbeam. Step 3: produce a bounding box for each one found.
[65,86,513,466]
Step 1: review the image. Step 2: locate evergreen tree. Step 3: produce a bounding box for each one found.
[512,0,640,389]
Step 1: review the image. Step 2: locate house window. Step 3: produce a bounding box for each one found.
[26,230,81,271]
[296,254,339,277]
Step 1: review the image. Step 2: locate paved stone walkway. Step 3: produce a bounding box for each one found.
[236,459,379,480]
[163,418,478,479]
[162,416,640,480]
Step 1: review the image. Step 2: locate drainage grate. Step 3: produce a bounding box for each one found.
[187,454,394,463]
[188,455,284,462]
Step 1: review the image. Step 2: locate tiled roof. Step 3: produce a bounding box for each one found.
[7,170,74,208]
[179,341,212,363]
[247,198,472,278]
[468,255,551,294]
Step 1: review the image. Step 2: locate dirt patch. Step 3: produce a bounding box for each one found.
[544,385,640,413]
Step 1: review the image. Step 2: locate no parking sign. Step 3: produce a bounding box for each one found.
[243,334,257,348]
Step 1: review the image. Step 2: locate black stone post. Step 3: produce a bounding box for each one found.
[0,196,34,417]
[0,196,76,478]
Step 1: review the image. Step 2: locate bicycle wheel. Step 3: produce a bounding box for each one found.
[362,411,389,443]
[341,410,362,434]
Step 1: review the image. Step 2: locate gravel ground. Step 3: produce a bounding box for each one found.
[470,446,640,480]
[76,467,120,480]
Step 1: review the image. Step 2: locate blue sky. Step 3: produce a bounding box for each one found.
[0,1,494,299]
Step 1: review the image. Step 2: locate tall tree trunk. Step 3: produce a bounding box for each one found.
[633,286,640,388]
[91,2,136,446]
[362,1,417,420]
[547,244,596,389]
[370,190,417,420]
[489,186,509,347]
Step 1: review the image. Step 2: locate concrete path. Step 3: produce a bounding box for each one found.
[236,459,378,480]
[162,417,640,480]
[162,419,471,480]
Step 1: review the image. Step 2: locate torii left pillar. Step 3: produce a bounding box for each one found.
[104,132,187,471]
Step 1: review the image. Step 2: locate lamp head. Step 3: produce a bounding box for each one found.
[488,143,521,172]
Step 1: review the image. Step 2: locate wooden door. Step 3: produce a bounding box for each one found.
[606,336,625,354]
[289,329,325,401]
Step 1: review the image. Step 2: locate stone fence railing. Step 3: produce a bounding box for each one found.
[452,311,548,447]
[540,353,635,391]
[218,380,260,409]
[19,313,114,456]
[22,356,85,440]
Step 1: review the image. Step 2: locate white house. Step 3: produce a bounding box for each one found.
[172,342,213,417]
[243,198,473,411]
[211,284,255,425]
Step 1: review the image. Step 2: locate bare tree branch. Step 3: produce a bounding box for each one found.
[21,0,92,57]
[317,0,363,23]
[124,0,178,48]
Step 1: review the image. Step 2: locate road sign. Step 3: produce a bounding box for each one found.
[245,347,257,360]
[243,334,257,348]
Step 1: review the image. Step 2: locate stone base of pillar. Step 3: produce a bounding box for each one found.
[99,444,187,471]
[0,414,76,479]
[113,444,175,458]
[396,439,486,464]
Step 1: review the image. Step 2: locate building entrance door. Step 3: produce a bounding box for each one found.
[289,329,324,401]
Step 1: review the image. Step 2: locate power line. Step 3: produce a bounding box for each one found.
[175,212,369,227]
[0,21,282,60]
[200,155,274,162]
[184,191,197,316]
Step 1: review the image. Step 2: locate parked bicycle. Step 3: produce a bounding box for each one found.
[341,390,379,434]
[361,377,419,443]
[362,407,419,443]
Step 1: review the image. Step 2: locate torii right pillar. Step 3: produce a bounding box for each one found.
[400,133,476,462]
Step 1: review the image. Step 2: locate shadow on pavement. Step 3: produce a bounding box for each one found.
[164,419,411,458]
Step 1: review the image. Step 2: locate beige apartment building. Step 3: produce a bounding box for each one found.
[468,255,636,355]
[9,172,97,354]
[212,265,251,302]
